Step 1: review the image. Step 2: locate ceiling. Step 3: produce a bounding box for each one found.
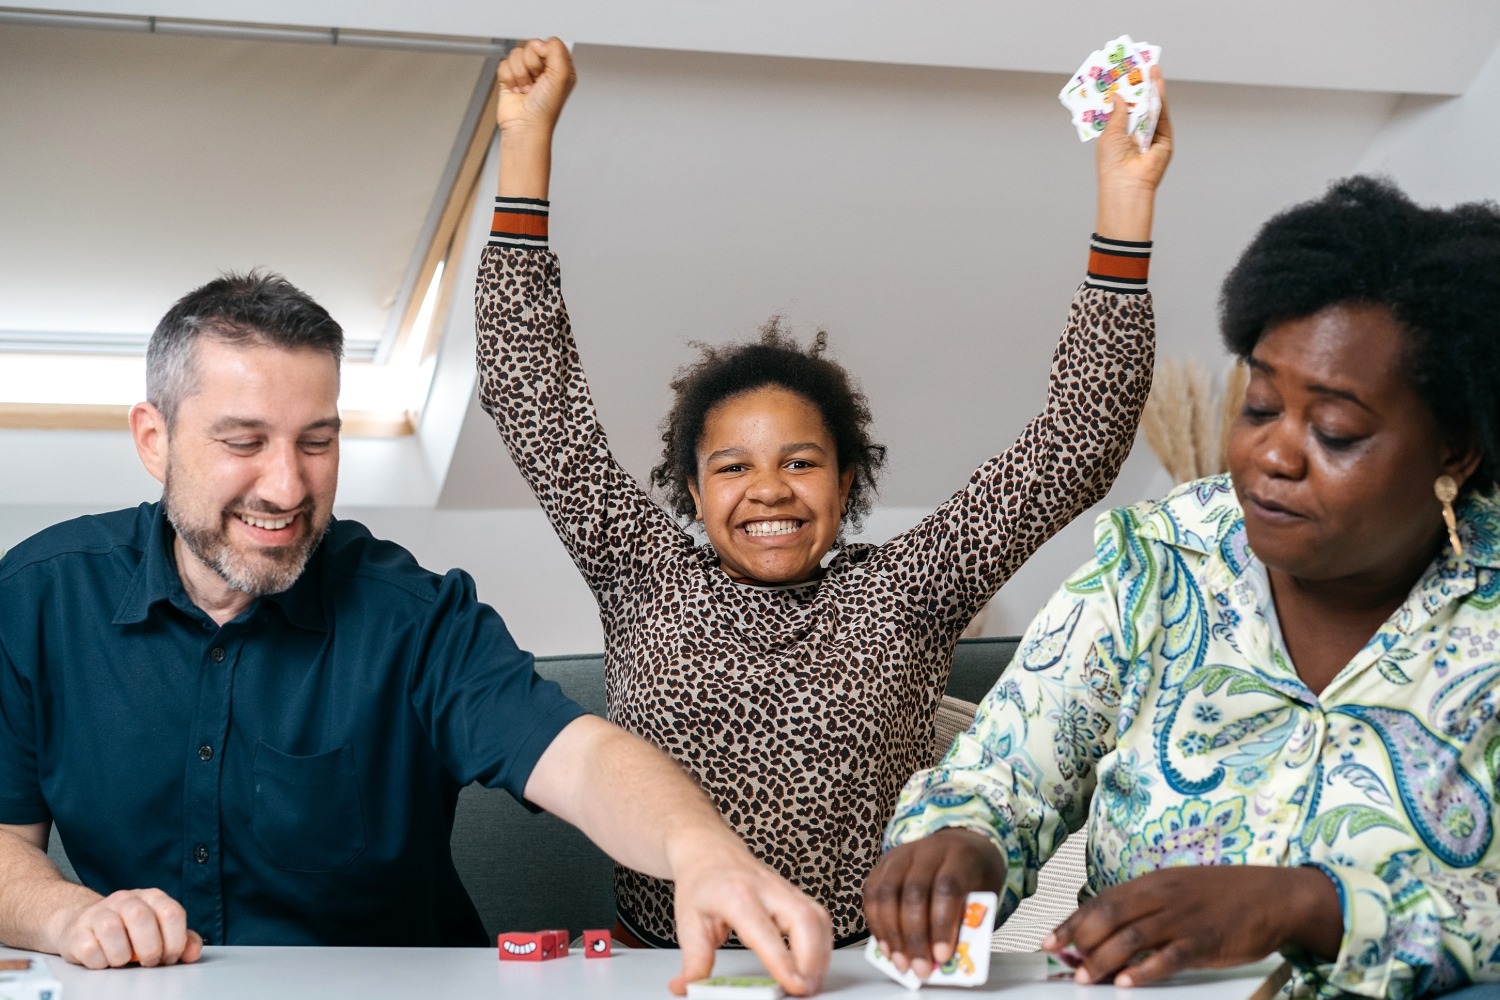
[12,2,1500,95]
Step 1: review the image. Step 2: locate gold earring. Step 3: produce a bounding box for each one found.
[1434,475,1463,556]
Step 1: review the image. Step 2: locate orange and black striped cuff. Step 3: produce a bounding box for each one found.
[489,197,549,248]
[1084,234,1151,293]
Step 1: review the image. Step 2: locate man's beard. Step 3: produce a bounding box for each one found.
[164,482,326,597]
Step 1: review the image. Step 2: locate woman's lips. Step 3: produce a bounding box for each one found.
[1243,491,1305,522]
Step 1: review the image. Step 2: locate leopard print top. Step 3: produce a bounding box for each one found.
[475,245,1154,946]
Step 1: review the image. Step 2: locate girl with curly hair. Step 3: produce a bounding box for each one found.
[477,37,1171,948]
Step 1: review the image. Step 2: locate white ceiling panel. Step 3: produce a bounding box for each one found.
[0,21,487,355]
[12,1,1500,96]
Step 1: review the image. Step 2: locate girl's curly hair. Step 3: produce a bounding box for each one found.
[650,317,887,534]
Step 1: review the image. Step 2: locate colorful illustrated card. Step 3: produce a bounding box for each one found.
[1058,35,1162,151]
[0,956,62,1000]
[1044,945,1086,980]
[686,974,784,999]
[864,890,998,990]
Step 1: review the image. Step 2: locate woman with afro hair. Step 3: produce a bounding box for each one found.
[868,175,1500,999]
[476,38,1172,947]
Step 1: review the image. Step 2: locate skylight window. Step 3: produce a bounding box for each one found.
[0,11,502,435]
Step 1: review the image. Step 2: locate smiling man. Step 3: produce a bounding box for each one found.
[0,272,830,997]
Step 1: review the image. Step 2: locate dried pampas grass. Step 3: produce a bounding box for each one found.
[1141,357,1248,484]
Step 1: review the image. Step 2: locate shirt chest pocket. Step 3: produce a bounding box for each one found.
[252,742,366,872]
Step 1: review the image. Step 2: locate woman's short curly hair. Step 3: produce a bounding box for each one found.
[1219,175,1500,492]
[649,317,888,533]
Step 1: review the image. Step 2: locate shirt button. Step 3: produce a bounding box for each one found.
[210,647,226,663]
[194,844,210,864]
[198,745,214,761]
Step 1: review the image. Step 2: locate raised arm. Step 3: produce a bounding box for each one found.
[525,716,832,996]
[879,75,1172,627]
[494,36,573,200]
[477,39,683,604]
[0,822,201,968]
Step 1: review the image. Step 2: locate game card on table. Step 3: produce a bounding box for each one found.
[864,890,998,990]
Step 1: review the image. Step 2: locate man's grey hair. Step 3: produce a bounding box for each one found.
[146,270,344,429]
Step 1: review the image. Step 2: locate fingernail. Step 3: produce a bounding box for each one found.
[1075,968,1092,985]
[1041,932,1057,949]
[1117,974,1134,988]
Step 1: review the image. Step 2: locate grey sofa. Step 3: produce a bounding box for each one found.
[46,636,1019,942]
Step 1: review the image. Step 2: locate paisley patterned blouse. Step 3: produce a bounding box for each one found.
[887,474,1500,998]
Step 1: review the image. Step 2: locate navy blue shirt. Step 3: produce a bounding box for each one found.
[0,503,586,946]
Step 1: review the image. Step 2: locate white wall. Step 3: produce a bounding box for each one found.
[1357,41,1500,205]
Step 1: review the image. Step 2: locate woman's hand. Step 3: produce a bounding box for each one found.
[1093,68,1173,243]
[862,829,1007,980]
[1042,865,1342,988]
[496,37,576,199]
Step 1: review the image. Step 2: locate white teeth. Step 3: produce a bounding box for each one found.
[238,514,293,530]
[744,520,800,537]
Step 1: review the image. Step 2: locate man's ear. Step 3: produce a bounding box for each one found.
[129,402,169,485]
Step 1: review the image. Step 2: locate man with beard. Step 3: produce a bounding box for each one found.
[0,272,831,997]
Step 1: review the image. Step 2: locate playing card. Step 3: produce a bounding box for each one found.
[863,891,998,990]
[864,937,923,991]
[1058,36,1162,150]
[924,891,997,987]
[1044,945,1085,980]
[686,974,785,999]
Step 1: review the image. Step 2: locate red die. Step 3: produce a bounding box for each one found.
[547,929,570,956]
[498,931,551,962]
[583,929,612,958]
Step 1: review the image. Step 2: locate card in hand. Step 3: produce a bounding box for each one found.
[685,974,784,999]
[1044,945,1086,980]
[864,890,999,990]
[1057,35,1162,151]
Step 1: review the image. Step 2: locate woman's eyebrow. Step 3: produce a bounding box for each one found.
[1246,355,1374,413]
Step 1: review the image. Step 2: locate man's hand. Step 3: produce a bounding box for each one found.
[0,823,202,968]
[670,846,831,997]
[52,889,203,969]
[1042,865,1341,987]
[862,828,1006,980]
[523,716,830,996]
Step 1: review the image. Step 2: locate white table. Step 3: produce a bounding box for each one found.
[0,946,1284,999]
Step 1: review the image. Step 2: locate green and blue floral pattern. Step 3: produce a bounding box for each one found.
[887,474,1500,998]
